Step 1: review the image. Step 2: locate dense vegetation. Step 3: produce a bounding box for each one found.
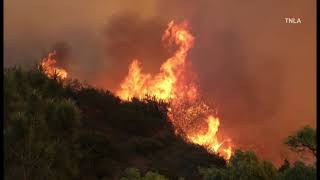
[4,66,316,180]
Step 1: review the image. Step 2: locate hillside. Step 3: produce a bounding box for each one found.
[4,66,316,180]
[4,66,226,180]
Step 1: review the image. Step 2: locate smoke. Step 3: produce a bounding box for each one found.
[4,0,157,83]
[46,42,72,70]
[154,0,316,165]
[100,13,170,90]
[4,0,316,165]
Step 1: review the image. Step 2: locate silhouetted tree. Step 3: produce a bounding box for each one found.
[278,159,290,173]
[199,149,277,180]
[284,125,316,157]
[276,161,316,180]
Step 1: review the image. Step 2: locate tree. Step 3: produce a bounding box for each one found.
[284,125,316,157]
[276,161,316,180]
[278,159,290,173]
[120,168,168,180]
[199,149,277,180]
[4,67,81,180]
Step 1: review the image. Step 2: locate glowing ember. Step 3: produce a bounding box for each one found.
[117,20,232,160]
[40,51,68,79]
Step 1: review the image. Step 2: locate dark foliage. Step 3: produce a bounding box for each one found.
[199,149,316,180]
[4,66,226,179]
[4,66,316,180]
[284,125,316,157]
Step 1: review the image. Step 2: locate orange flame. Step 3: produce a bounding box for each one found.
[40,51,68,79]
[117,20,232,160]
[188,116,222,152]
[188,116,232,159]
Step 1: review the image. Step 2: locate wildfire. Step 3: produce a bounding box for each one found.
[40,51,68,79]
[117,20,232,160]
[188,116,222,152]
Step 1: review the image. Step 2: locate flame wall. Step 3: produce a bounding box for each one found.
[4,0,316,165]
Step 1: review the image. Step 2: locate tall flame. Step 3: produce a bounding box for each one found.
[117,20,232,160]
[40,51,68,80]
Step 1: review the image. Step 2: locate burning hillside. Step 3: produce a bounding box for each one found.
[116,20,232,159]
[39,20,232,160]
[40,51,68,80]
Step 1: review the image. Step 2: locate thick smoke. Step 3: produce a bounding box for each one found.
[100,13,170,90]
[50,42,72,69]
[154,0,316,165]
[4,0,316,165]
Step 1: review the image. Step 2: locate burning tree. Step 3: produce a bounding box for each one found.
[40,51,68,80]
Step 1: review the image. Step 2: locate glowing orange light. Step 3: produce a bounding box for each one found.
[40,51,68,80]
[117,20,232,160]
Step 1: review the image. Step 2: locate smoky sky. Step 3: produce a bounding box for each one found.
[4,0,316,165]
[101,13,170,90]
